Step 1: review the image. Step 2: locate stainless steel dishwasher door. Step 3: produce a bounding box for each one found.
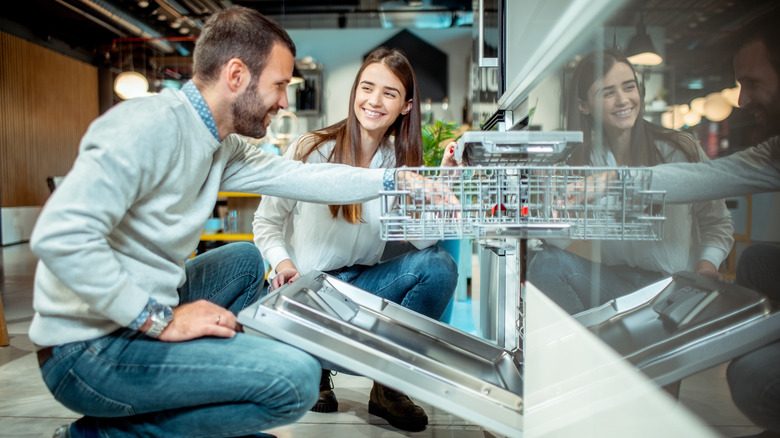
[238,271,524,438]
[575,271,780,386]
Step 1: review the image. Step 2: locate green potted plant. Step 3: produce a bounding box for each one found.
[422,120,461,167]
[422,120,467,324]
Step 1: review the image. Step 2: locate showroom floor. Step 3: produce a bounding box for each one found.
[0,242,763,437]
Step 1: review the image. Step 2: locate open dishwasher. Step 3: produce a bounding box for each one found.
[441,131,780,390]
[238,130,677,437]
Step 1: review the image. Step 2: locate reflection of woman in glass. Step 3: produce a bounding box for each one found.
[528,49,734,314]
[253,47,457,432]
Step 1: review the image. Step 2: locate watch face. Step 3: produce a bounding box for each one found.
[146,303,173,338]
[158,304,174,322]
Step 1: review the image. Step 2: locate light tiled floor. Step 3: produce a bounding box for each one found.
[0,243,764,437]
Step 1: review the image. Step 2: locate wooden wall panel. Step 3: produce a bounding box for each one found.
[1,31,98,207]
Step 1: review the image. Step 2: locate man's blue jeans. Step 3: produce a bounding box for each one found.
[727,243,780,433]
[39,242,320,438]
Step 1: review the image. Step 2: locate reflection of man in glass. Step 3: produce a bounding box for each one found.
[725,21,780,438]
[648,14,780,436]
[734,32,780,140]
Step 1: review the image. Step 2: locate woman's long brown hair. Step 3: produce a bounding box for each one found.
[295,47,423,223]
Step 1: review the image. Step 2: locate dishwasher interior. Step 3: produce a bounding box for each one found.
[381,130,667,354]
[238,130,780,437]
[239,131,681,437]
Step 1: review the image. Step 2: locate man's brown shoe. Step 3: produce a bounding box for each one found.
[368,382,428,432]
[310,369,338,413]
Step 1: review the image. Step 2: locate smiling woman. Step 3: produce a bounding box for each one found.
[353,62,413,147]
[566,49,701,167]
[252,46,458,432]
[526,48,735,318]
[581,62,641,142]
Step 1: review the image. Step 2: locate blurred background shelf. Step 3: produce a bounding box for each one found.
[217,192,261,198]
[199,233,254,241]
[198,192,262,250]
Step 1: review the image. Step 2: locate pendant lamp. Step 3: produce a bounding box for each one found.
[290,65,304,86]
[114,71,150,100]
[114,41,150,100]
[626,13,663,66]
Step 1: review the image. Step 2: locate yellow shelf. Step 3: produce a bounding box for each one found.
[217,192,261,198]
[201,193,261,243]
[200,233,254,241]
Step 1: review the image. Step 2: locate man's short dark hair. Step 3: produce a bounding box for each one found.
[736,8,780,75]
[193,5,296,85]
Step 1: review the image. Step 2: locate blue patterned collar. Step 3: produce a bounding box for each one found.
[182,80,220,140]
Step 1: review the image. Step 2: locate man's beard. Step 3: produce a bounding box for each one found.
[745,86,780,140]
[752,104,780,139]
[232,84,271,139]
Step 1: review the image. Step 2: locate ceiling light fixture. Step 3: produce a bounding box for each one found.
[721,86,740,107]
[703,92,732,121]
[290,65,304,86]
[114,42,150,100]
[379,1,452,29]
[114,71,149,100]
[626,12,663,66]
[690,97,706,115]
[661,104,688,130]
[683,110,701,127]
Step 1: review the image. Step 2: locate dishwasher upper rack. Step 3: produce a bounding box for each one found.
[454,130,584,166]
[380,166,666,241]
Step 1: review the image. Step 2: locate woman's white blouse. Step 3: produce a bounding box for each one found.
[253,136,435,278]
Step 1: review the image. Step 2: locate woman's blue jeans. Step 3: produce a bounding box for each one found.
[526,245,665,315]
[319,245,458,375]
[39,242,320,438]
[325,245,458,321]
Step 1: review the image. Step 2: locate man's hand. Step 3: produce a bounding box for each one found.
[695,260,726,282]
[396,169,461,216]
[565,170,619,204]
[156,299,238,342]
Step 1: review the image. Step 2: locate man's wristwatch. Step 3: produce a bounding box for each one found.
[144,302,174,338]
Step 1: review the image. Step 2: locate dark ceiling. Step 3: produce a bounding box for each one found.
[0,0,778,106]
[614,0,779,103]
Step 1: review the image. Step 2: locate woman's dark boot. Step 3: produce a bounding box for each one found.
[368,382,428,432]
[310,369,338,413]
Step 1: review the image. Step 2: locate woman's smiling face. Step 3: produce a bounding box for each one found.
[353,62,411,137]
[582,61,641,136]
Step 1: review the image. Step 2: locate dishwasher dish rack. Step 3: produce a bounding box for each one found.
[380,166,666,241]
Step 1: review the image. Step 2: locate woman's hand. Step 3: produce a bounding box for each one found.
[271,268,301,291]
[270,259,300,292]
[440,141,459,167]
[695,260,726,282]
